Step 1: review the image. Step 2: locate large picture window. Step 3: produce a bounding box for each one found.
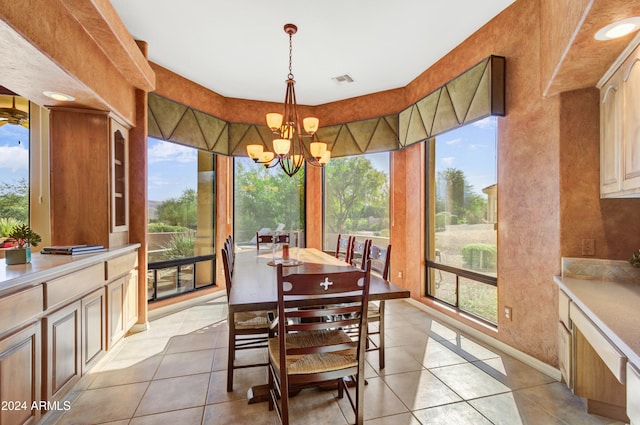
[323,152,390,253]
[146,138,216,301]
[0,97,29,245]
[234,157,305,249]
[426,117,498,324]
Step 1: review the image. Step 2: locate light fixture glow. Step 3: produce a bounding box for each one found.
[273,139,291,156]
[595,17,640,40]
[247,144,264,160]
[43,91,75,101]
[310,142,327,159]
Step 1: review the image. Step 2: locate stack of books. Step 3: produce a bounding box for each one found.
[41,245,105,255]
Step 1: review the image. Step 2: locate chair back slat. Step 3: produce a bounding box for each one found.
[369,244,391,280]
[351,239,372,270]
[335,234,355,263]
[221,246,232,297]
[280,270,367,296]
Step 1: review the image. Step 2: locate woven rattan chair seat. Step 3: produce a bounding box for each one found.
[269,329,357,375]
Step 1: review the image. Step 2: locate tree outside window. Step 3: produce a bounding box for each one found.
[323,153,389,252]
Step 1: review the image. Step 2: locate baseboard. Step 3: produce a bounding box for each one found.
[148,290,227,321]
[405,298,562,381]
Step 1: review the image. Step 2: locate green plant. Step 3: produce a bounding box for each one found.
[7,223,41,249]
[0,218,23,237]
[629,249,640,268]
[461,243,497,272]
[148,223,190,233]
[160,231,195,260]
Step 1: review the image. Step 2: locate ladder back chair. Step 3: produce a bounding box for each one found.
[256,232,291,251]
[222,243,272,392]
[268,262,371,425]
[335,234,355,264]
[366,243,391,369]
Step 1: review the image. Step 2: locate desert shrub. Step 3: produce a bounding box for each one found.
[148,223,190,233]
[461,243,497,272]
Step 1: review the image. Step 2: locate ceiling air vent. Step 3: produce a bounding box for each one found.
[332,74,355,85]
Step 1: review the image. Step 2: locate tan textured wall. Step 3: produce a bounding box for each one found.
[559,89,640,259]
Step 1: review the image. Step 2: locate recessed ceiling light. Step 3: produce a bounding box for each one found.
[595,17,640,41]
[43,91,75,101]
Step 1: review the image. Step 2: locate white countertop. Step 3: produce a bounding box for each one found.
[0,244,140,296]
[555,274,640,367]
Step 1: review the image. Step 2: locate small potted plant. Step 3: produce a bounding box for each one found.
[630,249,640,268]
[5,224,41,265]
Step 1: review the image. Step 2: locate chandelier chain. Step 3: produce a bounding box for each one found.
[288,32,294,80]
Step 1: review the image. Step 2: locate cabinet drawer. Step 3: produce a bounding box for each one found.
[106,251,138,281]
[559,289,571,328]
[629,363,640,425]
[0,286,43,335]
[45,263,105,309]
[570,303,626,383]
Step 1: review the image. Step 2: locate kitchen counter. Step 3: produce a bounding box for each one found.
[554,257,640,368]
[0,244,140,296]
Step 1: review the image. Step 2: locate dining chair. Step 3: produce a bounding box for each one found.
[268,262,371,425]
[335,233,354,263]
[256,232,290,251]
[366,243,391,369]
[351,239,372,270]
[221,245,272,392]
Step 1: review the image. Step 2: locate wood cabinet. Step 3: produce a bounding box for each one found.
[0,323,41,425]
[81,288,106,374]
[570,303,628,422]
[557,290,572,388]
[50,108,130,247]
[43,301,81,404]
[106,252,139,348]
[0,247,139,424]
[599,38,640,198]
[629,363,640,425]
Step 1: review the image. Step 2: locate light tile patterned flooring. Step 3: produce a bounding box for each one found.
[41,295,625,425]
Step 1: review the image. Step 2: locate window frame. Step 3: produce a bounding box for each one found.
[424,120,498,325]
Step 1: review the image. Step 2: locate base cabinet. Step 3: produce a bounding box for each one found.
[629,363,640,425]
[0,247,139,425]
[107,271,138,349]
[43,301,81,405]
[81,288,106,374]
[0,323,41,425]
[558,322,572,389]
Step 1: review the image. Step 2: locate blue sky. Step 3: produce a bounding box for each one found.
[435,116,497,194]
[148,137,198,201]
[0,124,29,186]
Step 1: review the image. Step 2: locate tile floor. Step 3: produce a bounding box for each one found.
[40,295,625,425]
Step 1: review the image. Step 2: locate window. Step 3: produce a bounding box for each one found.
[426,117,497,324]
[0,97,29,240]
[146,138,216,301]
[323,152,390,253]
[234,157,305,249]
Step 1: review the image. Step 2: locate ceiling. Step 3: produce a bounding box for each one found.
[110,0,516,106]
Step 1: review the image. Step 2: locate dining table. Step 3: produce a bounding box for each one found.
[228,247,411,402]
[229,247,410,312]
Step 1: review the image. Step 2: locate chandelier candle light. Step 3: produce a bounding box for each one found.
[246,23,330,177]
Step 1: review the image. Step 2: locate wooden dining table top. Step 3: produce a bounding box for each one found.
[228,248,410,312]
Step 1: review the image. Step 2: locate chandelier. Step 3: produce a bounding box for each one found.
[246,24,330,177]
